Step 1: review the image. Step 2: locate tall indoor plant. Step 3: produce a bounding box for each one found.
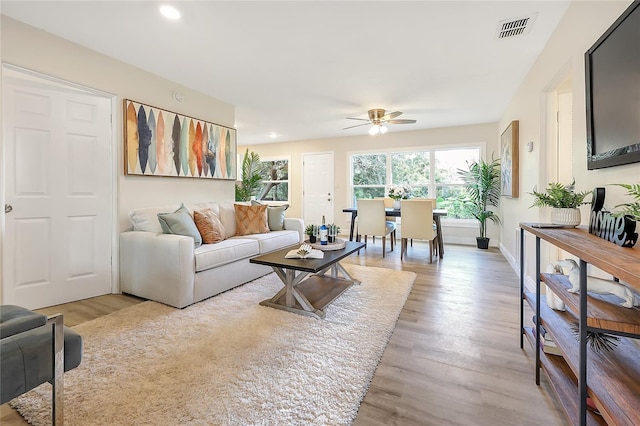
[235,149,265,202]
[457,157,501,249]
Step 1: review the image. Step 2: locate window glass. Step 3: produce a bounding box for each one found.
[434,149,480,184]
[259,159,289,202]
[349,146,481,221]
[391,152,429,185]
[352,154,386,185]
[434,148,479,219]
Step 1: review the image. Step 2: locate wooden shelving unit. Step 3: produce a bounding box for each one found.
[519,224,640,426]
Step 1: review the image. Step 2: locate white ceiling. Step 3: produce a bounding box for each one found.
[1,1,571,145]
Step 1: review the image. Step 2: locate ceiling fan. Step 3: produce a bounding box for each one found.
[343,108,417,135]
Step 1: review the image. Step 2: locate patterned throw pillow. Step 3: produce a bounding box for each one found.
[234,204,269,236]
[251,200,290,231]
[194,209,226,244]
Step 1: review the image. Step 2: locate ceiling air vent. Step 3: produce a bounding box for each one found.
[497,13,538,39]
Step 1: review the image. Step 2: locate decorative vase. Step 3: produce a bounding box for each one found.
[309,235,316,243]
[393,200,401,209]
[550,208,581,227]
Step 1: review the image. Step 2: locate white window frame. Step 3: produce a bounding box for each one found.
[348,144,485,226]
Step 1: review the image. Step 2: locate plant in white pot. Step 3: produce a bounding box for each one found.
[457,157,501,249]
[529,180,591,227]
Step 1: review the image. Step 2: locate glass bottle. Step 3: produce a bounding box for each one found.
[320,216,328,245]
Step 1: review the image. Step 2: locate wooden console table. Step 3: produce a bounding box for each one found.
[519,224,640,426]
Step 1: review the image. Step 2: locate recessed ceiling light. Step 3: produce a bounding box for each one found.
[268,132,278,139]
[160,5,181,20]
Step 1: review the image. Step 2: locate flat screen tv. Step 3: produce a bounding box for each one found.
[585,0,640,170]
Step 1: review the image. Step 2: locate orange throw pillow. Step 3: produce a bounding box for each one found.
[194,209,226,244]
[234,204,269,236]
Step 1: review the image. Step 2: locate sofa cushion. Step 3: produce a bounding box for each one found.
[194,238,260,272]
[158,204,202,248]
[129,204,179,233]
[237,230,300,253]
[234,204,269,236]
[193,208,226,244]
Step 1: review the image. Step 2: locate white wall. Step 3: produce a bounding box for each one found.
[498,1,640,280]
[1,16,236,232]
[242,122,500,245]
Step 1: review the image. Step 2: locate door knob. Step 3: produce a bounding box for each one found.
[5,204,12,213]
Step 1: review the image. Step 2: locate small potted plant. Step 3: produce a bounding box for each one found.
[305,224,317,243]
[457,157,501,249]
[327,224,341,243]
[530,180,591,227]
[387,185,412,209]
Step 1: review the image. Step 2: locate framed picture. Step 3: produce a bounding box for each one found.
[124,99,236,179]
[500,120,519,198]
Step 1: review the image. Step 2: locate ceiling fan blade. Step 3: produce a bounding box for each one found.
[343,123,370,130]
[381,111,402,121]
[386,119,417,125]
[345,117,370,121]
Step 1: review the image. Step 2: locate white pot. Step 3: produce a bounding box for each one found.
[550,208,581,227]
[393,200,401,209]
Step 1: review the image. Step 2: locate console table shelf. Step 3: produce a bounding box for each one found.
[541,273,640,336]
[524,291,640,425]
[519,223,640,426]
[522,326,606,426]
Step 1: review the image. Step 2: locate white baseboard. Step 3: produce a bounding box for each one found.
[499,243,536,293]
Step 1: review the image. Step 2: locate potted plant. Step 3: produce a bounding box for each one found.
[235,149,265,202]
[457,157,501,249]
[305,224,317,243]
[529,180,591,227]
[387,185,412,209]
[614,183,640,221]
[327,224,341,243]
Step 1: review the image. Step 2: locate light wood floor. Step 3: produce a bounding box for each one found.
[1,243,567,425]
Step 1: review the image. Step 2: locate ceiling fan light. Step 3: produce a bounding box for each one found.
[380,125,388,134]
[368,125,380,135]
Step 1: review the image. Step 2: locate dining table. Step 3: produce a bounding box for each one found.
[342,207,448,258]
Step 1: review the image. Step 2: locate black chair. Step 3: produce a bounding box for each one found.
[1,305,83,425]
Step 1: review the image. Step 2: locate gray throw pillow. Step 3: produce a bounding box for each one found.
[158,204,202,247]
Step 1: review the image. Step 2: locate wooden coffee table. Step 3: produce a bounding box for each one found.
[249,241,365,319]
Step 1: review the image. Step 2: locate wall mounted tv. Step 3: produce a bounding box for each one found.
[585,0,640,170]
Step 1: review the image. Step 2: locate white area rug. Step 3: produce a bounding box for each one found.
[12,264,415,425]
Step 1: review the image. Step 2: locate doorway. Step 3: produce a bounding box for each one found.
[2,66,114,309]
[302,152,334,226]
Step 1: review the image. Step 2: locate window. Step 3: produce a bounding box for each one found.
[258,158,289,202]
[350,147,480,219]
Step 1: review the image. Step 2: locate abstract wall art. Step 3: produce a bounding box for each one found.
[500,120,519,198]
[124,99,236,180]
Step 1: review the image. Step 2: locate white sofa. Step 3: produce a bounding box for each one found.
[119,201,303,308]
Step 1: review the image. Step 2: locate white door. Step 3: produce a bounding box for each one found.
[302,152,334,226]
[2,72,113,309]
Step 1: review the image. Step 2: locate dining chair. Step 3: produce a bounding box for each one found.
[374,197,398,244]
[356,199,396,257]
[408,198,439,249]
[400,199,438,263]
